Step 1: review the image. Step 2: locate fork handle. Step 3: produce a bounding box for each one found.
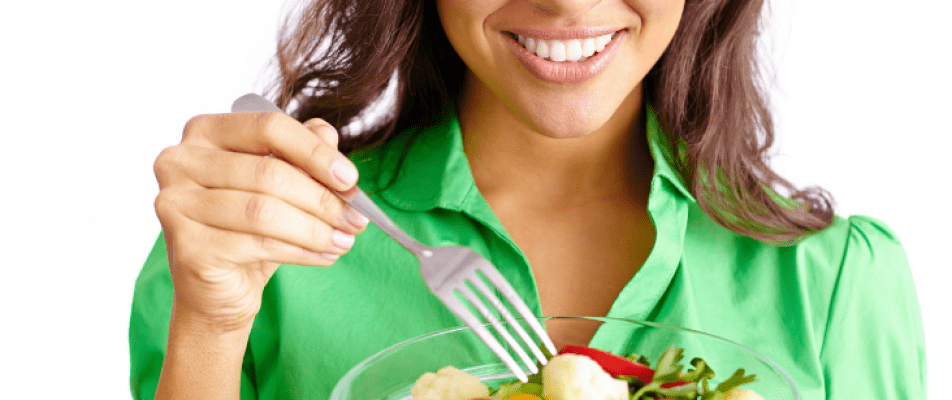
[337,188,427,255]
[231,93,428,256]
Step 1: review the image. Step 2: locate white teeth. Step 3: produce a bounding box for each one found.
[536,40,550,59]
[550,41,566,62]
[514,32,617,62]
[582,38,596,57]
[525,37,536,52]
[565,39,583,61]
[595,34,612,52]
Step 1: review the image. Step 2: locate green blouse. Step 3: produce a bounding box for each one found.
[129,105,926,399]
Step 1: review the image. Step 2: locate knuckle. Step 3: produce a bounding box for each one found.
[254,111,286,141]
[253,234,278,253]
[244,195,275,227]
[182,114,212,140]
[306,138,330,161]
[253,156,286,189]
[161,221,212,274]
[315,188,341,219]
[153,146,184,184]
[153,190,180,221]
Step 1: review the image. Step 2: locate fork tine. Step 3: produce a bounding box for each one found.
[468,274,548,365]
[457,284,538,374]
[475,264,559,357]
[441,294,530,383]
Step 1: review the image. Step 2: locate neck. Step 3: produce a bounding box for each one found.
[458,74,653,210]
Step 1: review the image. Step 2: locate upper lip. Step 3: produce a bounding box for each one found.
[504,27,624,40]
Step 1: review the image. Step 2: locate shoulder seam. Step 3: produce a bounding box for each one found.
[816,219,853,365]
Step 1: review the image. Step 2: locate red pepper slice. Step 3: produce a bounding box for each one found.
[558,345,693,389]
[559,345,655,384]
[660,381,693,389]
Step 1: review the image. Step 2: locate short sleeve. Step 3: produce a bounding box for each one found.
[128,233,258,399]
[819,216,926,400]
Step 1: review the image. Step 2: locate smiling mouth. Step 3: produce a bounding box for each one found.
[506,31,620,63]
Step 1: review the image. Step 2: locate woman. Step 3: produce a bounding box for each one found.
[130,0,926,399]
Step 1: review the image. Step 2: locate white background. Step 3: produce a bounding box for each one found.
[1,0,948,398]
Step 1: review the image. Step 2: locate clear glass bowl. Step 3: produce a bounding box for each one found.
[330,316,801,400]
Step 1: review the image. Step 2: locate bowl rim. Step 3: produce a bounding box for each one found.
[330,316,801,399]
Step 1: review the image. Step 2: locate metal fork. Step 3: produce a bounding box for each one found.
[232,93,557,382]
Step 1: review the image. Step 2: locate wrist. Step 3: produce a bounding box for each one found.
[156,305,254,400]
[169,295,259,336]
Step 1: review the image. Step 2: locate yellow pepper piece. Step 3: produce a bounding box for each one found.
[505,394,543,400]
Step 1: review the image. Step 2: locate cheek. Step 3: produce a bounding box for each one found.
[437,0,511,90]
[435,0,464,40]
[631,0,686,43]
[623,0,684,72]
[633,0,687,17]
[436,0,501,37]
[436,1,489,62]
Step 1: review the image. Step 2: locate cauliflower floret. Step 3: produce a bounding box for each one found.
[410,366,490,400]
[541,354,629,400]
[723,388,764,400]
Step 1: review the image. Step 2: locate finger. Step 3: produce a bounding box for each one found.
[304,119,339,148]
[166,217,336,272]
[181,112,358,192]
[154,145,198,189]
[201,223,341,267]
[169,187,358,256]
[157,145,368,234]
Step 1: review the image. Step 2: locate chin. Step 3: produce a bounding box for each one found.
[524,116,608,139]
[514,95,625,140]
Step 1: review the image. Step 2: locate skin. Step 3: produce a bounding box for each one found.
[153,0,683,398]
[153,114,368,399]
[439,0,684,346]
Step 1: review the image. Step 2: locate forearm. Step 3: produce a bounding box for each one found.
[155,307,253,400]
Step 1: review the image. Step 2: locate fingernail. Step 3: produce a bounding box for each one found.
[343,206,369,228]
[320,253,340,261]
[332,230,356,250]
[331,160,358,186]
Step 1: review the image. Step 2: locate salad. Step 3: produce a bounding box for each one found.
[410,344,763,400]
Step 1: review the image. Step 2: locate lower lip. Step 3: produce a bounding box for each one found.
[505,30,626,84]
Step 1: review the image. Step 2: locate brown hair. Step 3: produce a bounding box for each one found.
[270,0,834,243]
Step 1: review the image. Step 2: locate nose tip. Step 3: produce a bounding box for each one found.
[528,0,603,17]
